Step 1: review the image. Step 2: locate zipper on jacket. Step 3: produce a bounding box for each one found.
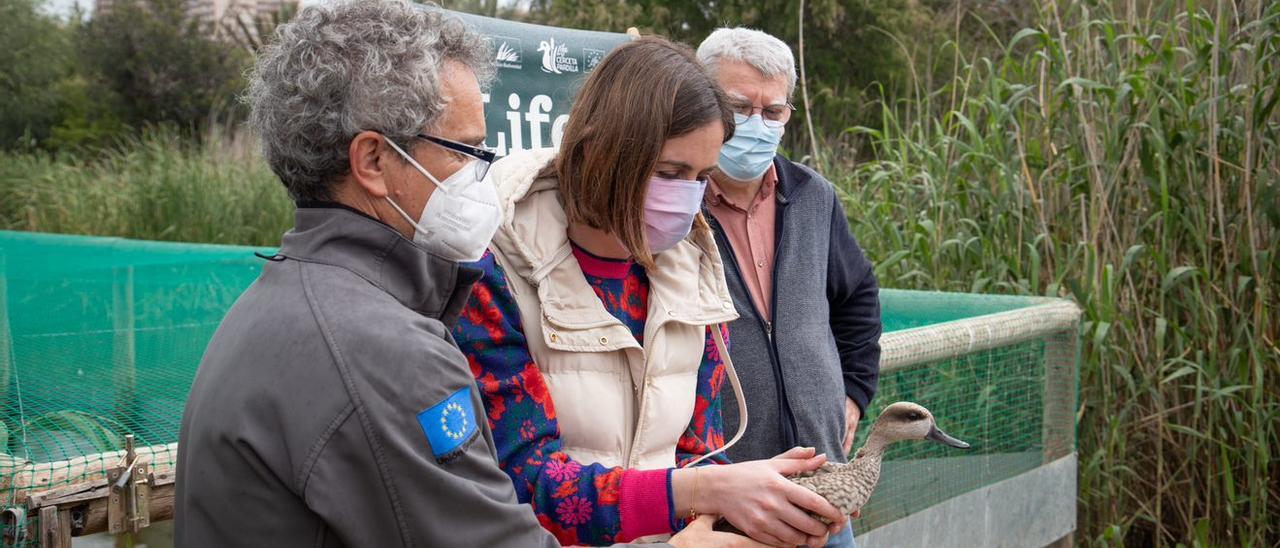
[764,185,798,449]
[705,210,799,450]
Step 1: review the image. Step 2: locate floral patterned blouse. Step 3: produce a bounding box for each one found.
[452,245,731,545]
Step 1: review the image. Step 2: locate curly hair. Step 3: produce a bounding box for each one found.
[245,0,494,201]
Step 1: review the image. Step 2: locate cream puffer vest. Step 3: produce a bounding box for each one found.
[486,148,748,470]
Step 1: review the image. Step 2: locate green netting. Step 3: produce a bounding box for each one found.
[878,289,1040,331]
[0,230,1078,542]
[850,291,1080,532]
[0,231,267,538]
[850,334,1073,531]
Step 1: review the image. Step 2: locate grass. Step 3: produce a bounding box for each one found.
[0,127,291,246]
[0,0,1277,545]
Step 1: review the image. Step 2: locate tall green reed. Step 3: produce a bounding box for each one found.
[836,1,1278,544]
[0,127,291,246]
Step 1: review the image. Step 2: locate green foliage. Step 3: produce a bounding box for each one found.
[76,0,251,135]
[0,0,257,151]
[0,128,292,246]
[837,0,1279,544]
[0,0,75,148]
[45,74,130,150]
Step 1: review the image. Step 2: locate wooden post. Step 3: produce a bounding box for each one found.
[112,266,137,433]
[38,506,70,548]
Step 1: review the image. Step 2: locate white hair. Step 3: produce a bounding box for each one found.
[246,0,494,201]
[696,27,797,97]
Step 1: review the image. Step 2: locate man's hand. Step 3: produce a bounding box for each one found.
[842,397,861,456]
[669,515,771,548]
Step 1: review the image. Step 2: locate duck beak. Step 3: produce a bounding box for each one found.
[925,424,970,449]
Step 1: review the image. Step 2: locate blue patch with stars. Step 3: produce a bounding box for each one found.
[418,387,479,461]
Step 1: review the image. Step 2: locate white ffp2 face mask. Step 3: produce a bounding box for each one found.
[382,137,502,263]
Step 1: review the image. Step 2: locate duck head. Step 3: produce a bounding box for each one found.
[872,402,970,448]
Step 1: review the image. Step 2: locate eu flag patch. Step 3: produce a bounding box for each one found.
[418,387,479,461]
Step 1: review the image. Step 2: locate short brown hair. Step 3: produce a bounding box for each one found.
[551,36,734,269]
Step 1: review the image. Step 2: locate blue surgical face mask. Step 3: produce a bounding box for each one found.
[718,113,782,182]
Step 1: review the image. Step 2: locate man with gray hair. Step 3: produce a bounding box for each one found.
[176,2,748,546]
[696,28,883,548]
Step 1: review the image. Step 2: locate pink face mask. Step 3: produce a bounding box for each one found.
[644,176,708,253]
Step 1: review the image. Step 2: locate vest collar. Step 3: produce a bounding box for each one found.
[487,148,738,335]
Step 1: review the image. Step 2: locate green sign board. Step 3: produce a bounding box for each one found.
[451,11,630,156]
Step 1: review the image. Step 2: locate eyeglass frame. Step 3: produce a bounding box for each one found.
[414,133,497,180]
[727,101,796,128]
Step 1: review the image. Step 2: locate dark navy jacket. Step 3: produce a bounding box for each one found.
[706,155,882,463]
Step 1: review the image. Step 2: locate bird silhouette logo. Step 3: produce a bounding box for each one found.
[538,38,563,74]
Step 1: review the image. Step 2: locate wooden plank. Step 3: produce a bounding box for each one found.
[38,506,71,548]
[27,470,173,510]
[76,481,174,537]
[27,471,175,538]
[3,443,177,497]
[26,477,111,509]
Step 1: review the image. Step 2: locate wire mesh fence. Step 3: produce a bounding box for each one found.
[0,230,1078,544]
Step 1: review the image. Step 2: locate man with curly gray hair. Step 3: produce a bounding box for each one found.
[174,0,536,545]
[177,2,749,546]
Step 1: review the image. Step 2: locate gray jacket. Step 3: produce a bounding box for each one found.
[707,156,882,464]
[176,205,559,547]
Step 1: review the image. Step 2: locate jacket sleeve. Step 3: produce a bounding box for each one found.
[451,252,677,545]
[826,194,883,415]
[299,307,560,547]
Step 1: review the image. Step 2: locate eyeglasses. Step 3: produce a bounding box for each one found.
[729,101,795,128]
[415,134,497,180]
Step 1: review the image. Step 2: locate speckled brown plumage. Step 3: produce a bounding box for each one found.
[714,402,969,536]
[789,445,886,523]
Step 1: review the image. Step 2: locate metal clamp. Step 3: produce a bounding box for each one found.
[2,506,27,545]
[105,435,154,535]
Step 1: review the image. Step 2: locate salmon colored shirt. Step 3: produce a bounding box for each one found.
[705,165,779,319]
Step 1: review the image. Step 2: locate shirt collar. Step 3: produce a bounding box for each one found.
[706,164,779,211]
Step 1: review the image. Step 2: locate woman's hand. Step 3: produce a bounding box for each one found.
[692,447,847,547]
[669,515,770,548]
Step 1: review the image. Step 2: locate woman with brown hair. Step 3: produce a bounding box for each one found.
[451,36,847,546]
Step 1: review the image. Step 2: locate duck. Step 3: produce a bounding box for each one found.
[792,402,970,522]
[716,402,970,535]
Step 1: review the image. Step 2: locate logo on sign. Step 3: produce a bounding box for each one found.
[584,48,605,72]
[492,36,522,70]
[537,37,579,74]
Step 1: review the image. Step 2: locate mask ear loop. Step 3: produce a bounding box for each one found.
[382,137,452,191]
[379,137,442,236]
